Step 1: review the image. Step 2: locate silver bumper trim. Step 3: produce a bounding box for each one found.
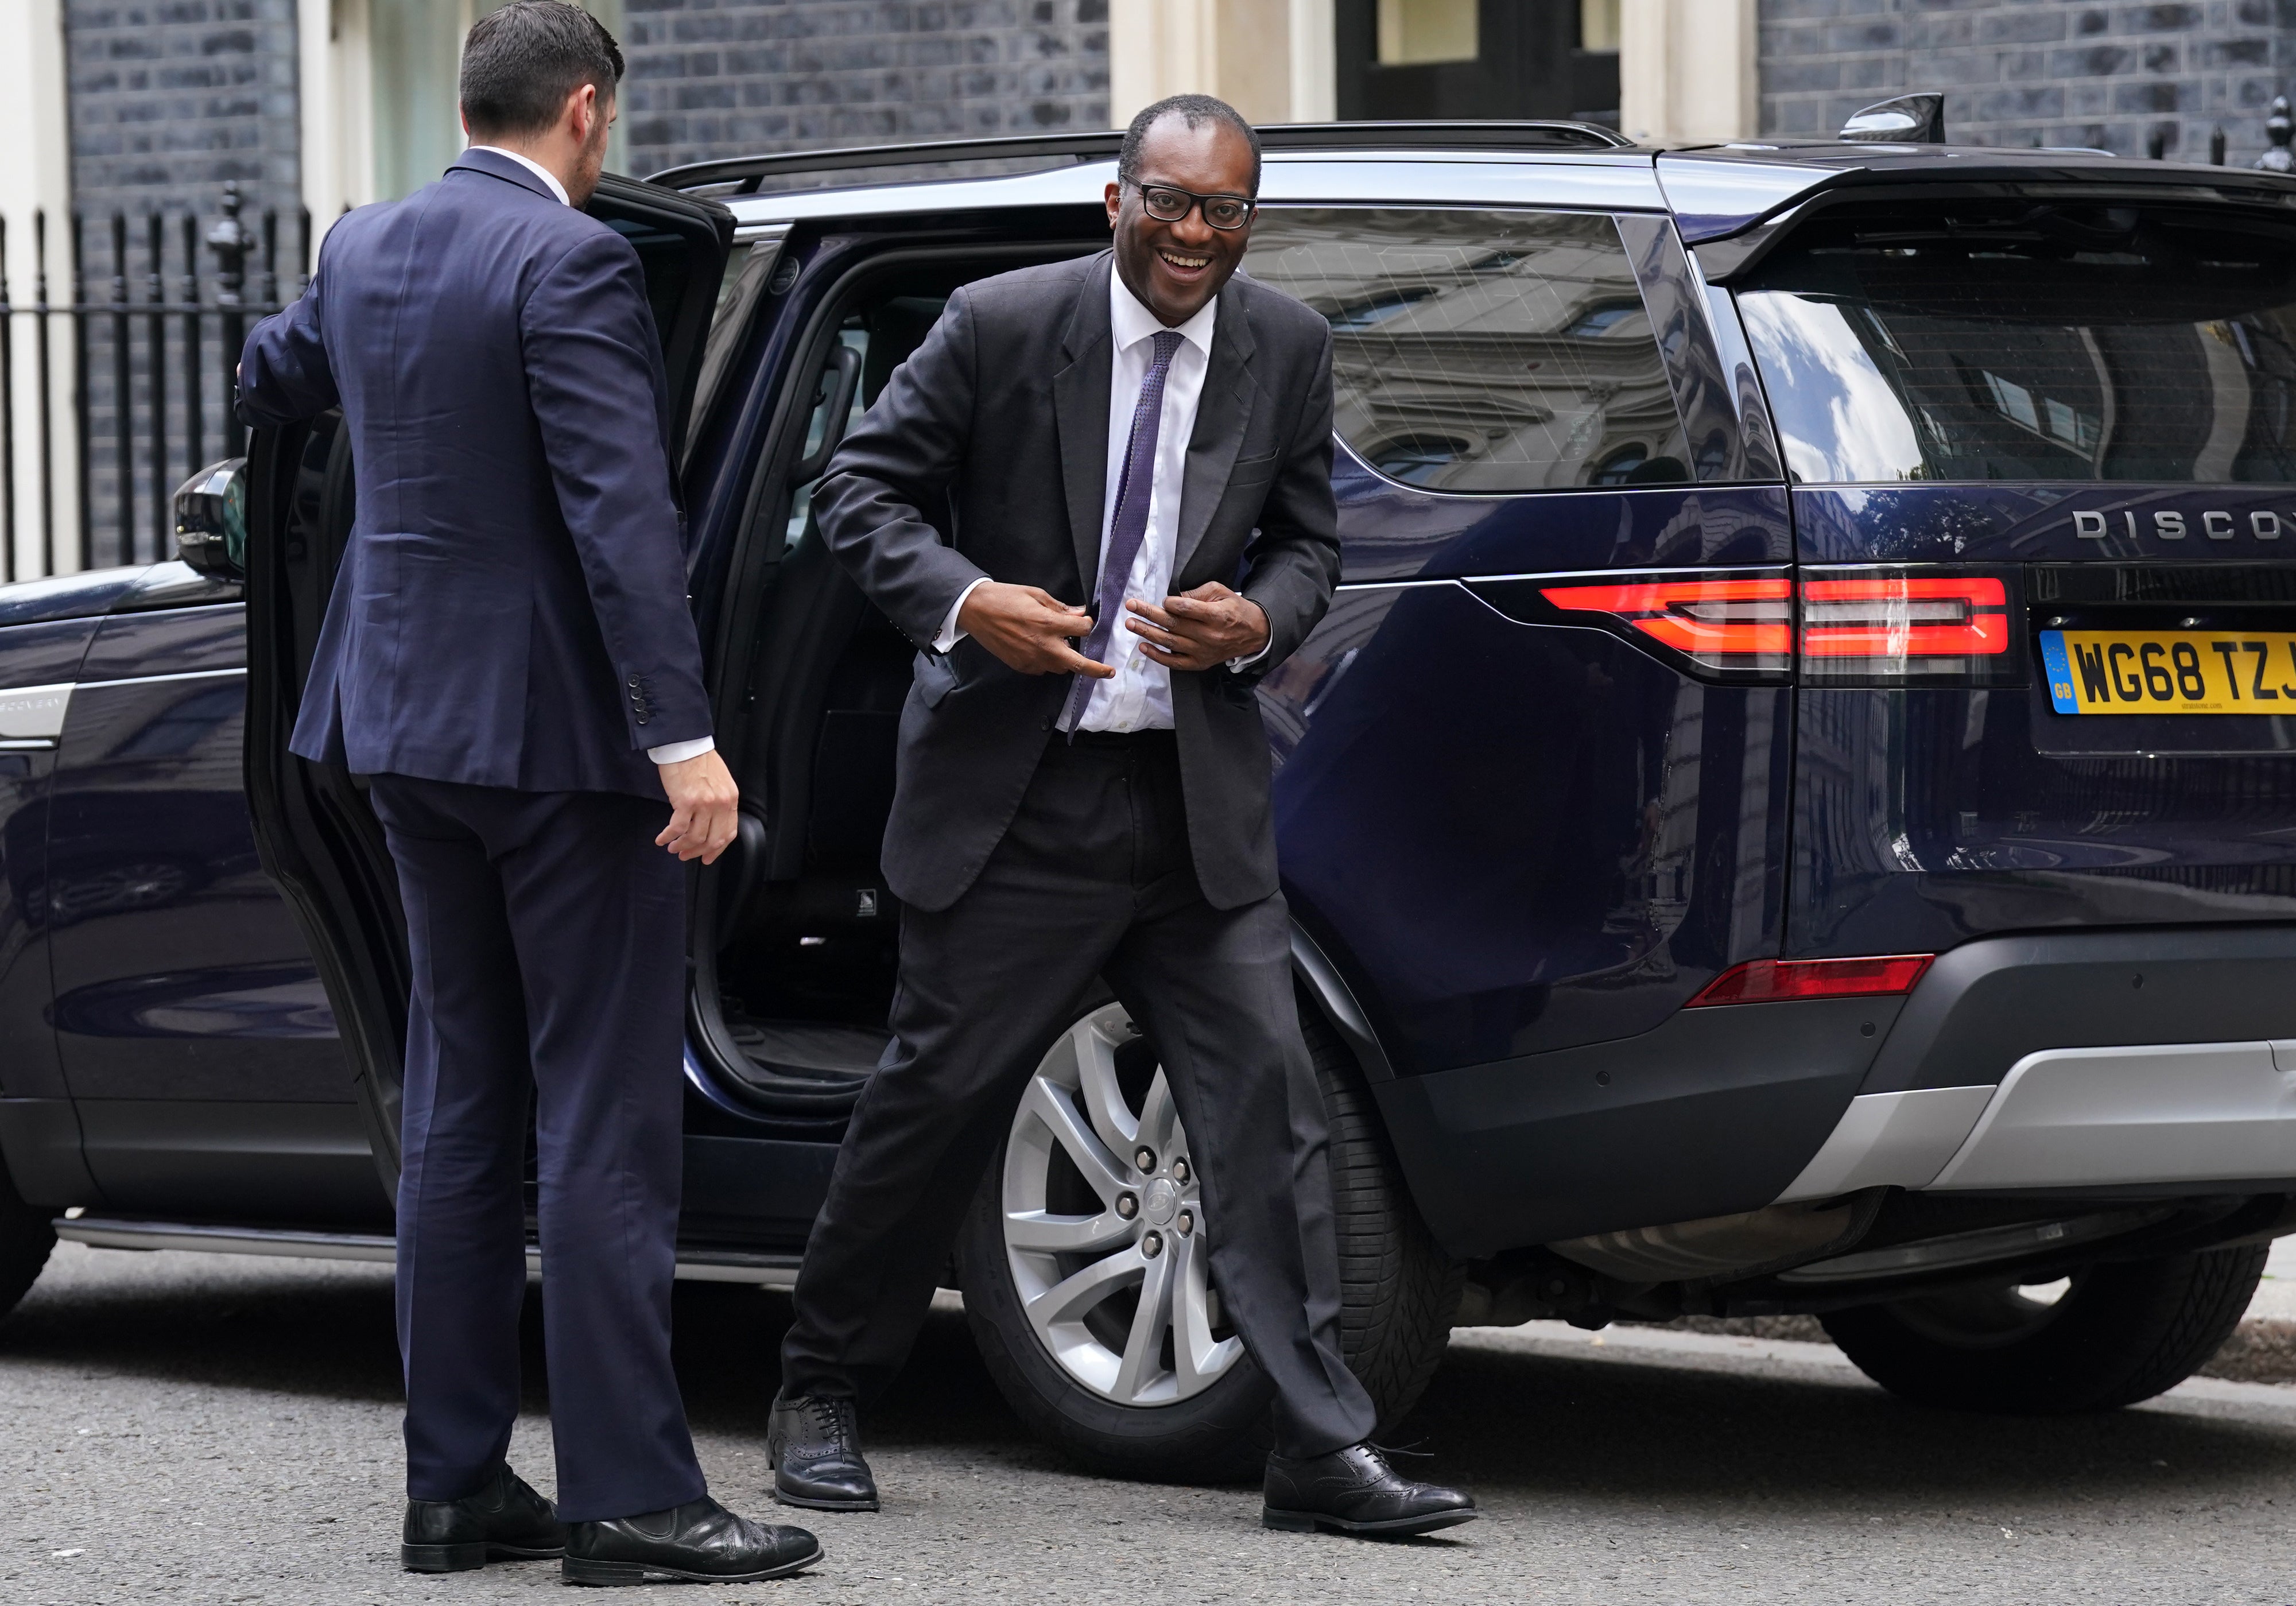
[1774,1085,1995,1202]
[1780,1039,2296,1203]
[1927,1039,2296,1191]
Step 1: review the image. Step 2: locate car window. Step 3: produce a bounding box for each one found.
[688,238,781,448]
[1243,207,1692,494]
[1736,197,2296,484]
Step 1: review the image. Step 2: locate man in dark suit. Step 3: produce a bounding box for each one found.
[767,94,1475,1538]
[236,2,818,1585]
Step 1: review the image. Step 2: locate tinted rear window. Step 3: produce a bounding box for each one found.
[1244,208,1691,493]
[1736,198,2296,485]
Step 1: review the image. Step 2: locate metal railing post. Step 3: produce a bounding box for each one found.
[55,213,73,575]
[1,216,14,584]
[146,214,166,563]
[109,213,131,566]
[181,214,202,476]
[208,184,250,459]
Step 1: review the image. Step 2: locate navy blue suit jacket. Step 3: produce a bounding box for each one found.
[236,149,710,798]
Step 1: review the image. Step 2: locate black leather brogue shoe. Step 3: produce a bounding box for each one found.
[767,1392,879,1512]
[561,1496,821,1586]
[400,1463,567,1573]
[1262,1442,1477,1538]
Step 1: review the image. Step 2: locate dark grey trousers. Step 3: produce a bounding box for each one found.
[779,731,1376,1460]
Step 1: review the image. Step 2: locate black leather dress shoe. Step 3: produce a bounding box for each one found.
[562,1496,821,1586]
[400,1463,567,1573]
[1262,1442,1478,1538]
[767,1392,879,1511]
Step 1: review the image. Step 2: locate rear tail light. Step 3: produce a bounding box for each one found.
[1801,570,2016,682]
[1540,577,1793,672]
[1686,953,1935,1007]
[1532,567,2023,686]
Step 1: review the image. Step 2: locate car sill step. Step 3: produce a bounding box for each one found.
[51,1216,803,1288]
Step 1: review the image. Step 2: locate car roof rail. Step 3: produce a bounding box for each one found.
[647,121,1637,195]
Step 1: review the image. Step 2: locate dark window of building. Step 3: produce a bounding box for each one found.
[1336,0,1619,126]
[1244,208,1690,494]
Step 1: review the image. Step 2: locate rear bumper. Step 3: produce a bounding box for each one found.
[1778,924,2296,1202]
[1856,924,2296,1095]
[1372,995,1892,1258]
[1375,924,2296,1257]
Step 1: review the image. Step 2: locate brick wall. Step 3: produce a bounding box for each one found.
[1759,0,2296,165]
[62,0,302,570]
[65,0,301,231]
[622,0,1112,177]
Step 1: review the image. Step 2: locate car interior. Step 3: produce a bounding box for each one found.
[693,244,1104,1126]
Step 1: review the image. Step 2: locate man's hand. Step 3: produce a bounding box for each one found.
[957,581,1115,678]
[656,749,740,864]
[1124,582,1270,672]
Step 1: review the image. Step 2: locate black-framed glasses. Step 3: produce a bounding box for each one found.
[1134,183,1257,231]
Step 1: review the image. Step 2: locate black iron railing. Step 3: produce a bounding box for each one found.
[0,182,308,582]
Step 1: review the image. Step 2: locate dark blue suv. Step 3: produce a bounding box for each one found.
[4,119,2295,1475]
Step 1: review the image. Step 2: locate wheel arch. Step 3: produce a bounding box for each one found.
[1287,921,1393,1085]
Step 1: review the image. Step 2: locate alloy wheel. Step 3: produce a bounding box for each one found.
[999,1002,1244,1406]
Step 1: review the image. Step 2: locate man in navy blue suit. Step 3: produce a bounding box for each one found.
[236,2,817,1585]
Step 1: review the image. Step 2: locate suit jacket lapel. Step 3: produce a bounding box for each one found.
[1175,280,1259,580]
[1052,253,1115,600]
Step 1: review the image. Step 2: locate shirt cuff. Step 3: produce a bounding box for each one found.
[647,736,716,765]
[1227,599,1275,671]
[932,577,992,653]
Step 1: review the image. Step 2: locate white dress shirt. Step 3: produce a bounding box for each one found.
[469,143,716,768]
[934,271,1264,731]
[470,144,571,205]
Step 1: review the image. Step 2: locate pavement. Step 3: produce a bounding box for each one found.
[10,1241,2296,1604]
[2245,1235,2296,1321]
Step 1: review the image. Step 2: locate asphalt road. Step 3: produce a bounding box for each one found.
[9,1243,2296,1605]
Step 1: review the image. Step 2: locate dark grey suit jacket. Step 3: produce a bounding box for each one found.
[815,250,1341,912]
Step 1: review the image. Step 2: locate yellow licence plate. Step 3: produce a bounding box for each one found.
[2041,630,2296,715]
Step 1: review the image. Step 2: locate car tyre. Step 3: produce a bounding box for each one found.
[0,1156,56,1321]
[959,991,1460,1482]
[1820,1243,2266,1414]
[1308,1006,1464,1432]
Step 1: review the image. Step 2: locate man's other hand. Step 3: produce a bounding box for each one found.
[1125,582,1270,672]
[656,749,740,864]
[957,581,1114,678]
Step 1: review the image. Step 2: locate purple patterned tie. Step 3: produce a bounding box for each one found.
[1060,328,1186,734]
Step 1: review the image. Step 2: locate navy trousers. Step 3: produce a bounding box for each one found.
[367,775,705,1522]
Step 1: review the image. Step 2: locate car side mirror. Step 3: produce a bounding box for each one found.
[174,457,249,581]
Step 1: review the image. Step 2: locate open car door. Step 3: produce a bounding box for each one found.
[241,174,735,1188]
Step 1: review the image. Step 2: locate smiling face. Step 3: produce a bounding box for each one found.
[1104,113,1256,327]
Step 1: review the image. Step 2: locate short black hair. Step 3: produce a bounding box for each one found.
[1118,94,1262,195]
[460,0,624,141]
